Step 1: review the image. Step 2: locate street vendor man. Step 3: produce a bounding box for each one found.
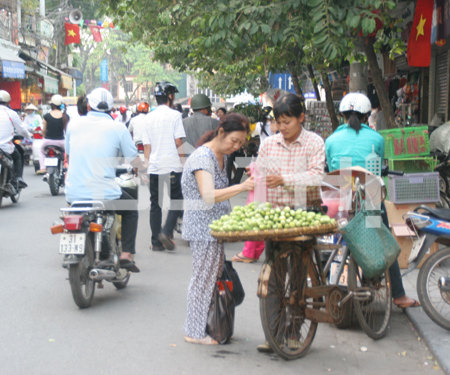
[254,93,325,353]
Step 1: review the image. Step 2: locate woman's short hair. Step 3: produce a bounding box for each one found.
[273,93,304,120]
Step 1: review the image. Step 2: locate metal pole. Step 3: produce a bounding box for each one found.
[40,0,45,17]
[73,77,76,96]
[17,0,21,28]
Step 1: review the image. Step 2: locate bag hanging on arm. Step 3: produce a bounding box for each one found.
[339,191,401,278]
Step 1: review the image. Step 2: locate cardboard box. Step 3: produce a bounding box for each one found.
[385,200,438,268]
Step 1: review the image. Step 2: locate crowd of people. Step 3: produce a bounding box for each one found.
[0,81,420,349]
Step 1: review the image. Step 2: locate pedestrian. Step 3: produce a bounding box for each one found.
[183,93,219,152]
[325,92,420,309]
[23,103,43,131]
[182,113,254,345]
[217,107,227,120]
[77,95,88,116]
[36,95,69,175]
[65,87,146,272]
[143,81,185,251]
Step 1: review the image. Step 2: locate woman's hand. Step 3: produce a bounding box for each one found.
[240,176,254,191]
[245,166,252,177]
[266,175,284,188]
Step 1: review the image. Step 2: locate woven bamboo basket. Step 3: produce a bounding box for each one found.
[210,222,338,242]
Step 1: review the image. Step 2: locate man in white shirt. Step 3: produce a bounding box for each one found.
[143,82,185,251]
[128,101,149,143]
[0,90,31,187]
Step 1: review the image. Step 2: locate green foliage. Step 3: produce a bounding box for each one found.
[232,102,264,124]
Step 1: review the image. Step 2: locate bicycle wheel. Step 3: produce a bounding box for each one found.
[348,256,391,339]
[417,247,450,330]
[260,241,319,360]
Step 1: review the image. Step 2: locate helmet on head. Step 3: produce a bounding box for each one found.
[137,102,149,113]
[339,93,372,114]
[87,88,114,112]
[190,93,212,110]
[50,94,64,106]
[154,81,179,98]
[119,106,127,114]
[0,90,11,103]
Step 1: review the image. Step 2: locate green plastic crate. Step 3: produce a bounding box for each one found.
[379,126,430,159]
[388,157,437,174]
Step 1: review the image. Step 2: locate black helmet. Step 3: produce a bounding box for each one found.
[154,81,179,97]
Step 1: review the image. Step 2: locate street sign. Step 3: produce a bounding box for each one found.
[100,59,108,82]
[269,72,296,93]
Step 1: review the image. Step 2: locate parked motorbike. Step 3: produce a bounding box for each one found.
[0,136,25,207]
[43,145,65,196]
[51,167,137,308]
[431,151,450,208]
[403,207,450,331]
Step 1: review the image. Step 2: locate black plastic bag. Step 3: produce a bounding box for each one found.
[222,260,245,306]
[206,281,235,344]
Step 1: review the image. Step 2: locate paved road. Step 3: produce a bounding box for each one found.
[0,165,443,374]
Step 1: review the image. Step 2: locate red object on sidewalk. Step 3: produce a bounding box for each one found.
[0,81,21,110]
[65,23,81,45]
[407,0,434,67]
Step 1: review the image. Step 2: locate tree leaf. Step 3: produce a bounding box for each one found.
[261,24,271,34]
[314,21,326,33]
[349,15,360,29]
[313,34,327,45]
[250,24,259,35]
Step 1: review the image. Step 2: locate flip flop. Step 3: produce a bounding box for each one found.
[184,335,218,345]
[119,259,140,273]
[232,254,257,263]
[394,299,421,309]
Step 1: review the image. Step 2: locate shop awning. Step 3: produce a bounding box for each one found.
[35,72,59,94]
[0,44,25,79]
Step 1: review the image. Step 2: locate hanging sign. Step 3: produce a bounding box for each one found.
[2,61,25,79]
[100,59,108,82]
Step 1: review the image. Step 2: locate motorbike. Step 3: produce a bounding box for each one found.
[135,141,148,185]
[14,136,32,165]
[31,126,44,173]
[51,167,137,308]
[43,145,65,196]
[403,206,450,330]
[0,136,26,207]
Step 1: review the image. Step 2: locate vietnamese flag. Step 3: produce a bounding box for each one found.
[407,0,434,67]
[89,25,103,43]
[65,23,80,45]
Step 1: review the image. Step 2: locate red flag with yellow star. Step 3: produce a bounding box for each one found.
[65,23,80,45]
[407,0,434,67]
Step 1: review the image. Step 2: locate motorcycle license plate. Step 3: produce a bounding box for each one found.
[45,157,58,167]
[408,235,426,264]
[59,233,86,254]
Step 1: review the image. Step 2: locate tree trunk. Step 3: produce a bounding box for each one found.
[288,62,303,96]
[362,37,395,129]
[307,64,321,101]
[320,72,340,131]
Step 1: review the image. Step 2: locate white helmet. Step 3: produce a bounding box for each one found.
[50,94,64,106]
[0,90,11,103]
[87,87,114,112]
[339,93,372,114]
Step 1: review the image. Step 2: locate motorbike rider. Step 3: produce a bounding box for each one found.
[325,92,420,309]
[0,90,31,188]
[183,93,219,152]
[65,87,147,272]
[115,106,131,127]
[23,103,43,131]
[128,101,149,143]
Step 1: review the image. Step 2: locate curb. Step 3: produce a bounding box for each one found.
[406,307,450,375]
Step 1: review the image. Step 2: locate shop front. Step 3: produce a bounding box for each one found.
[0,41,26,110]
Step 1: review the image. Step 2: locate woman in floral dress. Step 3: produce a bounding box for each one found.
[182,113,254,345]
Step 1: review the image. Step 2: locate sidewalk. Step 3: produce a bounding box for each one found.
[402,270,450,375]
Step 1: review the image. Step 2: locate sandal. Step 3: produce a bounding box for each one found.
[184,335,218,345]
[394,299,421,309]
[232,254,257,263]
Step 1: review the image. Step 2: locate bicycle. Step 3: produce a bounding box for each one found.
[257,169,392,360]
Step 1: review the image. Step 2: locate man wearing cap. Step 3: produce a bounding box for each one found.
[23,104,43,131]
[65,87,147,272]
[183,94,219,150]
[0,90,31,188]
